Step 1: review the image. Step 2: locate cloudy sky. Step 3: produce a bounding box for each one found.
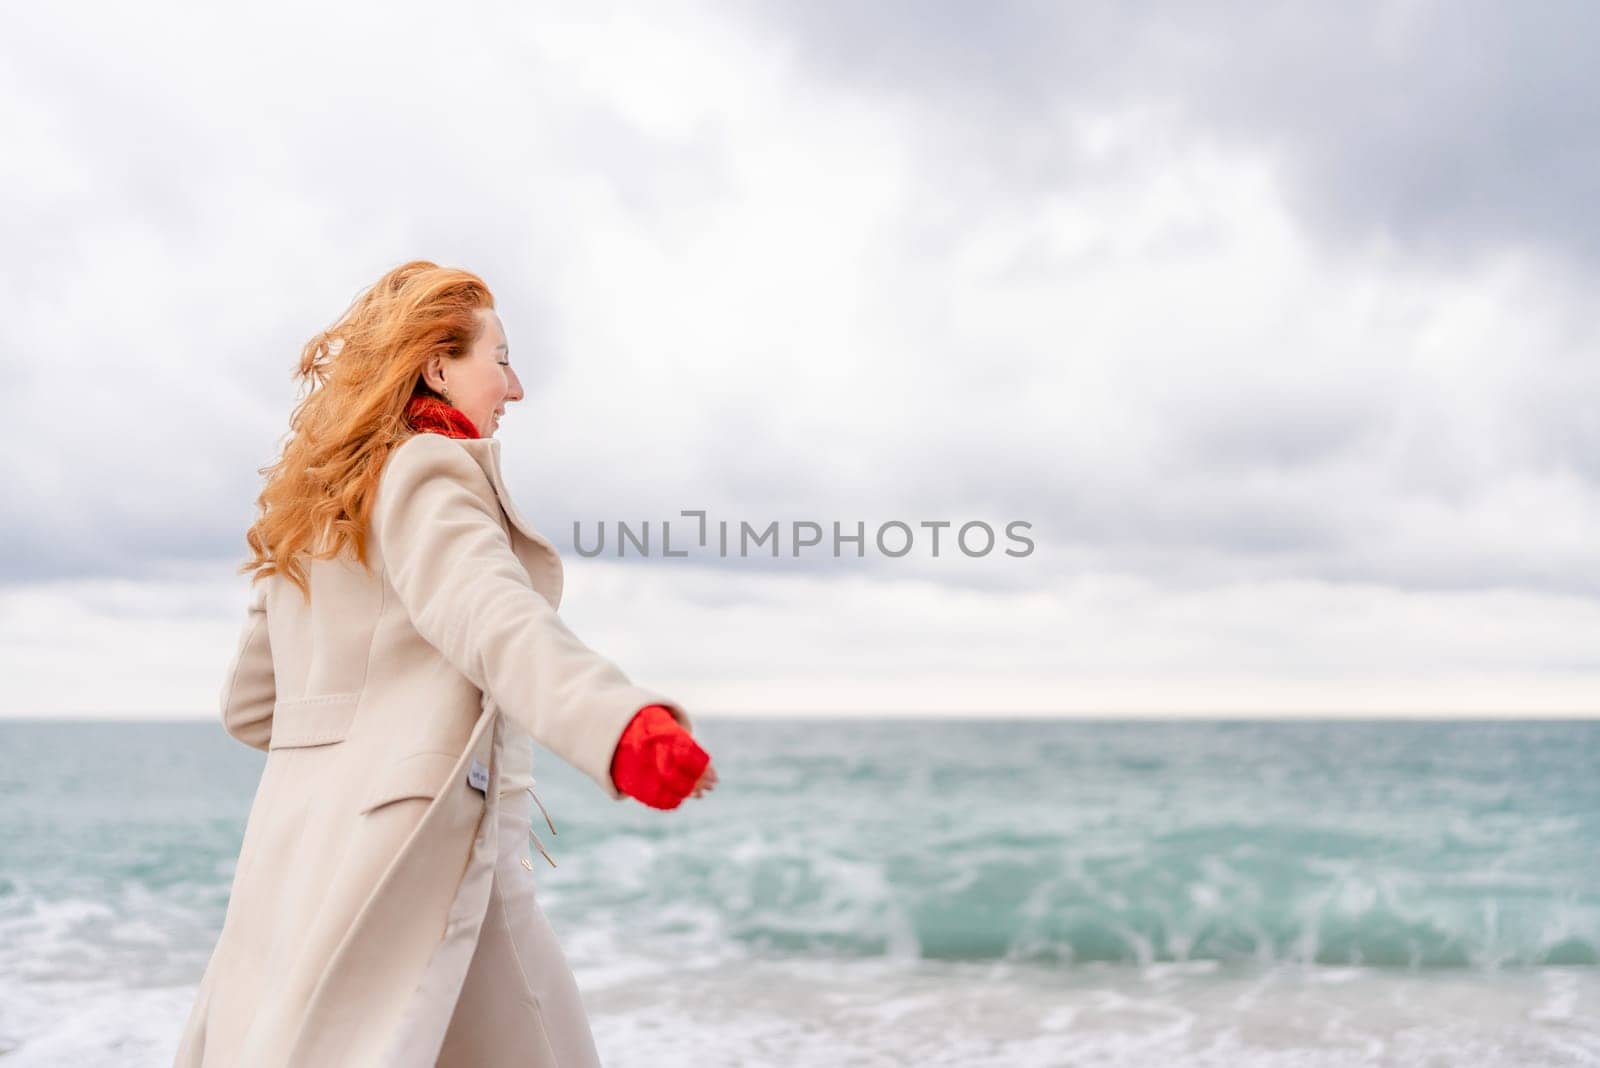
[4,0,1599,718]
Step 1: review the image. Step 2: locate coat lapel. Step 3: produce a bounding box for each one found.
[456,438,565,610]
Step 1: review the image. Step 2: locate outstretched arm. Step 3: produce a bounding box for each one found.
[373,434,692,800]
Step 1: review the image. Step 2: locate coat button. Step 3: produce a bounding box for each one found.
[520,856,533,871]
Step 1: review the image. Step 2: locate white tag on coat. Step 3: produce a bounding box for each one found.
[467,759,489,793]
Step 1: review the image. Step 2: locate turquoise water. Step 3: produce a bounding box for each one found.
[1,718,1597,1065]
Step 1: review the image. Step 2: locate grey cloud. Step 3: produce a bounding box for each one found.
[1170,387,1385,474]
[744,0,1600,268]
[5,0,1597,614]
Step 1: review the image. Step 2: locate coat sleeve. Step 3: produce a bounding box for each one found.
[372,433,691,801]
[220,579,275,751]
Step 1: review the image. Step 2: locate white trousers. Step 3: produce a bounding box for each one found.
[436,800,604,1067]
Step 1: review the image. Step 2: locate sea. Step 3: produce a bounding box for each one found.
[0,717,1596,1067]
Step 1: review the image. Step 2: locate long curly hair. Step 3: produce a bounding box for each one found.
[238,260,496,600]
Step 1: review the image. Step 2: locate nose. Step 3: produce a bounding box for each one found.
[505,366,525,403]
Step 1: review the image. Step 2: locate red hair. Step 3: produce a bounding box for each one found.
[238,260,495,601]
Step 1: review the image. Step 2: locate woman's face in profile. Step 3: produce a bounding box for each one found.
[438,307,524,436]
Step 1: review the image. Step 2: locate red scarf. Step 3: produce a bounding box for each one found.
[404,393,480,439]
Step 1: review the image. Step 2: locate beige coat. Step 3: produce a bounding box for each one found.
[175,431,689,1067]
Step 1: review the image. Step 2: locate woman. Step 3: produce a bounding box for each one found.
[175,260,715,1067]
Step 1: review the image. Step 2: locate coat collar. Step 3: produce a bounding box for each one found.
[398,395,565,608]
[446,435,566,610]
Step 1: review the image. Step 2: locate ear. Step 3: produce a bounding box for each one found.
[424,354,446,391]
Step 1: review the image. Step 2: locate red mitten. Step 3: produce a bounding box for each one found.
[609,704,711,810]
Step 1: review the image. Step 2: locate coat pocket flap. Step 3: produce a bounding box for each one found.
[268,693,360,750]
[358,749,462,814]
